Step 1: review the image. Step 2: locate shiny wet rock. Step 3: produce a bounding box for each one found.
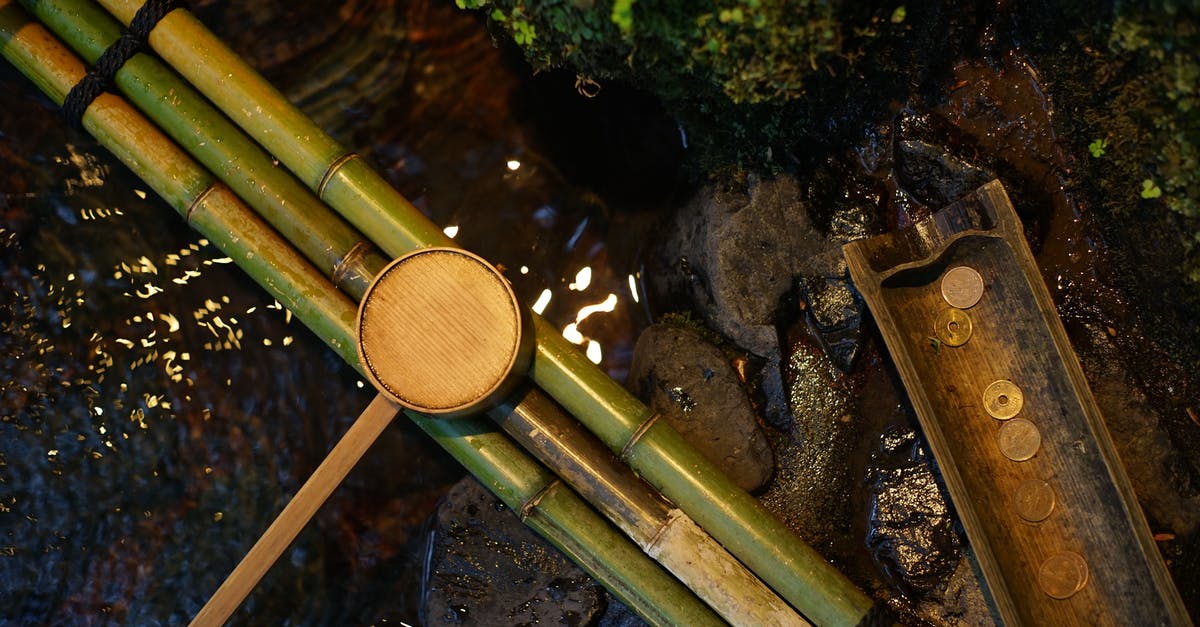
[421,477,607,625]
[865,426,961,594]
[628,323,775,492]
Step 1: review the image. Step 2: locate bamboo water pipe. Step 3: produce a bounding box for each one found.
[87,1,876,622]
[0,5,724,625]
[20,2,816,623]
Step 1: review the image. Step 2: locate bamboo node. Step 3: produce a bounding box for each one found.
[618,411,661,462]
[184,182,221,225]
[317,152,360,199]
[518,478,562,522]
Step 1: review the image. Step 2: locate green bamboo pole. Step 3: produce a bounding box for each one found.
[19,0,389,302]
[0,6,722,625]
[90,2,876,623]
[20,8,808,624]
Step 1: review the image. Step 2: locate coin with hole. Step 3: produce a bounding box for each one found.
[1014,479,1056,523]
[934,308,973,347]
[998,418,1041,461]
[1038,551,1089,599]
[984,379,1024,419]
[941,266,985,309]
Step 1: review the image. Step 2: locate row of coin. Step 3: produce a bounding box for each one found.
[937,265,1089,601]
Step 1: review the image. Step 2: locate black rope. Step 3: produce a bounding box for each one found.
[855,601,896,627]
[61,0,188,129]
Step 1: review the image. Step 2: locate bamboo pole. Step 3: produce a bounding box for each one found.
[19,0,389,302]
[490,388,809,626]
[22,6,810,623]
[89,1,877,623]
[0,6,723,625]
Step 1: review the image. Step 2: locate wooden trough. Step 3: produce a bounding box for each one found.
[844,180,1191,626]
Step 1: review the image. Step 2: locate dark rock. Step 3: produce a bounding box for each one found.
[646,175,863,424]
[797,255,866,372]
[756,337,856,547]
[650,175,839,359]
[866,425,961,595]
[895,139,993,208]
[1076,324,1200,536]
[628,323,775,492]
[421,477,607,625]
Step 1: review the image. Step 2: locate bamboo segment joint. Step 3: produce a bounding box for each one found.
[317,151,359,199]
[332,239,376,289]
[618,411,661,462]
[519,477,562,522]
[184,182,220,225]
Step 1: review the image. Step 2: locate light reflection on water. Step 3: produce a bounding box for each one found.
[0,0,669,621]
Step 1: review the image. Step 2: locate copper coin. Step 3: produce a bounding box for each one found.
[1014,479,1056,522]
[984,379,1024,420]
[998,418,1041,462]
[941,266,985,309]
[1038,551,1089,599]
[934,308,973,347]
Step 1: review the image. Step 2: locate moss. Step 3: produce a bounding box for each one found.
[456,0,925,172]
[1098,2,1200,278]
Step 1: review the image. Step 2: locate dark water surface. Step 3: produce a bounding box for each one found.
[3,0,1199,625]
[2,1,673,623]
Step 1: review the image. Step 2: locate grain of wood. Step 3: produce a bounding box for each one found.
[844,181,1191,626]
[358,248,529,415]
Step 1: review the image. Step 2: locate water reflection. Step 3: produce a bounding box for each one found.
[2,0,687,621]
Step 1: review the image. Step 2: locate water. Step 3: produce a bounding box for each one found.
[4,0,1199,624]
[1,1,675,622]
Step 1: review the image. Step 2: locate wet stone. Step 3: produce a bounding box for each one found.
[421,478,607,626]
[895,139,994,207]
[628,323,775,492]
[797,260,866,372]
[866,426,962,594]
[647,174,839,361]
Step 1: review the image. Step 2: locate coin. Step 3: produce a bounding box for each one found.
[997,418,1041,461]
[984,379,1024,420]
[941,266,985,309]
[1038,551,1089,599]
[934,308,973,347]
[1014,479,1056,522]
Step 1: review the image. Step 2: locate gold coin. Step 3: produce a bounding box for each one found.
[1014,479,1056,522]
[997,418,1041,462]
[941,266,985,309]
[934,308,973,347]
[1038,551,1089,599]
[983,379,1024,420]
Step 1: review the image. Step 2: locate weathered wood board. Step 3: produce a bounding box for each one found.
[844,181,1190,626]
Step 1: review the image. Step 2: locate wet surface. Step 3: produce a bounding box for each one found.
[421,477,606,625]
[2,0,1199,625]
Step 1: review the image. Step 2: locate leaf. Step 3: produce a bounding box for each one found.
[1141,178,1163,199]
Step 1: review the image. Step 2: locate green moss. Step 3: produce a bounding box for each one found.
[1100,2,1200,277]
[454,0,916,171]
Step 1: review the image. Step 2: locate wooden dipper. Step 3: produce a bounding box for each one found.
[357,247,532,416]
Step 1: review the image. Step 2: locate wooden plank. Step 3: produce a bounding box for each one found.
[844,181,1190,626]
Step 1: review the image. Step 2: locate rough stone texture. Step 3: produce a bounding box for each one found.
[797,255,867,372]
[628,323,775,492]
[866,426,962,595]
[647,175,859,422]
[650,175,838,358]
[756,337,856,548]
[895,139,994,208]
[421,477,607,626]
[1075,324,1200,537]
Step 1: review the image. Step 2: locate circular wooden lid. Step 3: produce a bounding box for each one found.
[357,248,530,416]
